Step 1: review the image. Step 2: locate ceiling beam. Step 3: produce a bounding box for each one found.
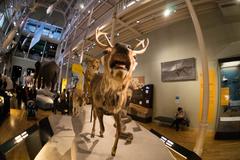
[36,3,65,15]
[117,18,142,36]
[104,0,114,7]
[64,0,75,14]
[63,0,69,4]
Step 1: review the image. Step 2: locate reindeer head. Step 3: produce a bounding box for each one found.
[86,58,100,72]
[85,58,100,80]
[95,28,149,82]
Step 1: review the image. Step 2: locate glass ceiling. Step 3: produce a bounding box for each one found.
[23,18,63,41]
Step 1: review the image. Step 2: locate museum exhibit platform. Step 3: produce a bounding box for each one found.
[33,105,175,160]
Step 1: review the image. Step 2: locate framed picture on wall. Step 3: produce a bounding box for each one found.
[161,57,196,82]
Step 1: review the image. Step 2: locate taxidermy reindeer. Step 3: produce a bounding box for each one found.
[90,27,149,156]
[83,58,100,103]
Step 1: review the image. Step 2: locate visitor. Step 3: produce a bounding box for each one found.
[171,107,187,131]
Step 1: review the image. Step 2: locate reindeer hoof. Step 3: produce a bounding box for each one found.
[91,133,95,138]
[111,151,116,156]
[99,134,104,138]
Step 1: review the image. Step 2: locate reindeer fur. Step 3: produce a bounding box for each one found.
[90,38,148,156]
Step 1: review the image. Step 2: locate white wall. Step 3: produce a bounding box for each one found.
[133,9,240,129]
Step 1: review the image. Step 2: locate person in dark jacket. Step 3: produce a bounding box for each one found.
[171,107,188,131]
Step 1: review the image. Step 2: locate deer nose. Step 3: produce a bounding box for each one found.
[115,43,129,55]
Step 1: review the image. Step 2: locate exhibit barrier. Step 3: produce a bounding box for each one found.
[150,129,201,160]
[0,118,53,160]
[0,115,178,160]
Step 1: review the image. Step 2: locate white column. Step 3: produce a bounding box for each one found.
[184,0,209,156]
[65,55,71,89]
[110,6,117,45]
[80,8,94,64]
[58,60,63,92]
[40,41,47,62]
[2,63,6,75]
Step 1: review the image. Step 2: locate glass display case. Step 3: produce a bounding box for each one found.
[215,57,240,139]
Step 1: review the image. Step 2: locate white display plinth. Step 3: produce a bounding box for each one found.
[35,105,176,160]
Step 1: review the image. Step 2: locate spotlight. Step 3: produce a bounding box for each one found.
[80,3,84,9]
[163,8,171,17]
[116,33,120,36]
[136,20,140,24]
[126,1,136,7]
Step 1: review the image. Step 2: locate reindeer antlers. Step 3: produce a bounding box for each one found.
[95,27,149,54]
[95,27,114,48]
[133,38,149,55]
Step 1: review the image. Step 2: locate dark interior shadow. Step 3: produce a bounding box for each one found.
[105,156,115,160]
[132,122,142,132]
[72,132,99,160]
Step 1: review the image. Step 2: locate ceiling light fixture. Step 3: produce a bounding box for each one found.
[126,1,136,7]
[221,61,240,68]
[80,3,84,9]
[136,20,140,24]
[116,33,120,36]
[163,8,172,17]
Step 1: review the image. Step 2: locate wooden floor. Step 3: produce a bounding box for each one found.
[0,109,51,145]
[1,109,240,160]
[140,122,240,160]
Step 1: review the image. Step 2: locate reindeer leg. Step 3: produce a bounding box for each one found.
[91,109,97,138]
[97,109,105,137]
[112,113,121,156]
